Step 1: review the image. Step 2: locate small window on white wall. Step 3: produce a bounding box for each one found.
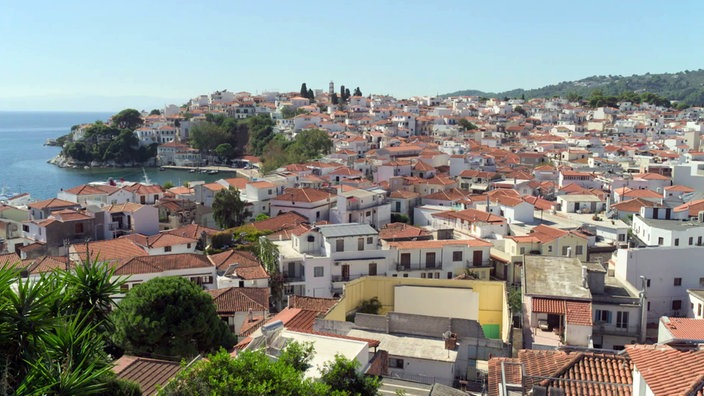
[314,267,324,277]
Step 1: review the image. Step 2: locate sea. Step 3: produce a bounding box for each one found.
[0,111,224,201]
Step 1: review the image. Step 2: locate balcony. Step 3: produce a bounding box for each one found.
[282,272,304,283]
[467,259,492,268]
[331,273,384,283]
[395,263,442,271]
[593,323,639,337]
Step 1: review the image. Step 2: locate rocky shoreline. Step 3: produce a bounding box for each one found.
[47,153,156,169]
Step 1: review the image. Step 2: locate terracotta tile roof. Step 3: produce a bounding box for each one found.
[530,224,571,243]
[71,239,147,262]
[532,298,566,314]
[64,184,119,195]
[488,350,632,396]
[388,238,492,249]
[565,301,592,326]
[611,198,660,213]
[208,250,268,280]
[114,253,213,275]
[221,177,248,190]
[659,317,704,342]
[274,188,333,203]
[675,199,704,217]
[122,183,164,195]
[389,189,420,199]
[21,256,70,274]
[378,223,431,240]
[621,188,662,199]
[626,344,704,396]
[206,287,269,314]
[120,233,197,249]
[665,184,695,193]
[248,212,308,233]
[112,355,182,396]
[28,198,78,210]
[162,223,219,239]
[288,295,338,313]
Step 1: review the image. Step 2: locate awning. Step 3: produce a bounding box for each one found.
[532,298,565,314]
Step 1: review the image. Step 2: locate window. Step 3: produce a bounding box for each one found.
[672,300,682,311]
[616,312,629,328]
[164,246,172,252]
[618,234,626,242]
[562,246,569,256]
[358,238,364,251]
[700,277,704,287]
[519,247,525,255]
[699,236,703,246]
[187,243,192,249]
[336,239,344,252]
[647,279,651,287]
[307,235,315,242]
[447,272,453,279]
[75,223,84,234]
[435,272,440,279]
[594,310,611,323]
[421,273,426,279]
[120,284,129,292]
[658,237,664,245]
[675,238,679,246]
[452,251,463,262]
[674,277,682,286]
[367,237,373,244]
[699,303,702,317]
[389,358,404,369]
[690,237,694,245]
[548,246,553,253]
[314,267,324,277]
[575,245,583,255]
[647,302,650,311]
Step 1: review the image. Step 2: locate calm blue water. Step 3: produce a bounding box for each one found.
[0,111,224,200]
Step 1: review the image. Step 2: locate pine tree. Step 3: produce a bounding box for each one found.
[300,83,308,97]
[307,88,315,101]
[345,88,351,100]
[353,87,362,96]
[331,93,339,105]
[339,85,346,101]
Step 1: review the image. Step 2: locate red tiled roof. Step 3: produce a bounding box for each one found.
[288,295,338,313]
[273,188,333,203]
[206,287,269,314]
[28,198,78,210]
[162,223,219,239]
[388,238,492,249]
[114,253,213,275]
[565,301,592,326]
[113,355,182,396]
[626,344,704,396]
[532,298,566,314]
[659,317,704,342]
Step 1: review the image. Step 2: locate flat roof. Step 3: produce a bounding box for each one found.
[346,329,457,362]
[317,223,378,238]
[281,330,369,379]
[636,215,704,231]
[558,194,603,202]
[523,256,591,300]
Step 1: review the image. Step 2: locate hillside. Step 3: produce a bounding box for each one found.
[444,69,704,106]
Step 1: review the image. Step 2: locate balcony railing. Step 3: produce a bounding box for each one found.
[282,273,304,282]
[395,263,442,271]
[331,273,385,282]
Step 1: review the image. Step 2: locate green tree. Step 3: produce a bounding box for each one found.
[281,106,297,119]
[246,114,275,156]
[256,237,283,310]
[300,83,308,98]
[320,354,381,396]
[331,92,339,105]
[112,109,143,131]
[254,213,270,221]
[112,277,235,359]
[353,87,362,97]
[215,143,234,161]
[458,118,478,131]
[0,260,134,395]
[508,286,522,317]
[514,106,527,116]
[307,88,315,101]
[149,109,162,116]
[159,348,328,396]
[189,121,229,152]
[278,341,315,373]
[162,181,175,190]
[212,186,252,229]
[356,297,382,314]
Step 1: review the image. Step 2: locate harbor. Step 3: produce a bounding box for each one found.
[160,165,260,180]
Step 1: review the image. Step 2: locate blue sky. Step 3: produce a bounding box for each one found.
[1,0,703,111]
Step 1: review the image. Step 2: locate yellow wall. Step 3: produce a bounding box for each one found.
[325,276,509,342]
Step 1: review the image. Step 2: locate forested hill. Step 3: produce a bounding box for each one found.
[444,69,704,105]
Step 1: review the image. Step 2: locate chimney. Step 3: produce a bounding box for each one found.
[248,308,254,322]
[581,265,589,289]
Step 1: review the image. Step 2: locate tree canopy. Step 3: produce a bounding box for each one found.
[62,119,156,165]
[0,258,141,395]
[159,343,381,396]
[260,129,333,173]
[458,118,478,131]
[112,109,144,131]
[112,276,235,359]
[212,186,252,229]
